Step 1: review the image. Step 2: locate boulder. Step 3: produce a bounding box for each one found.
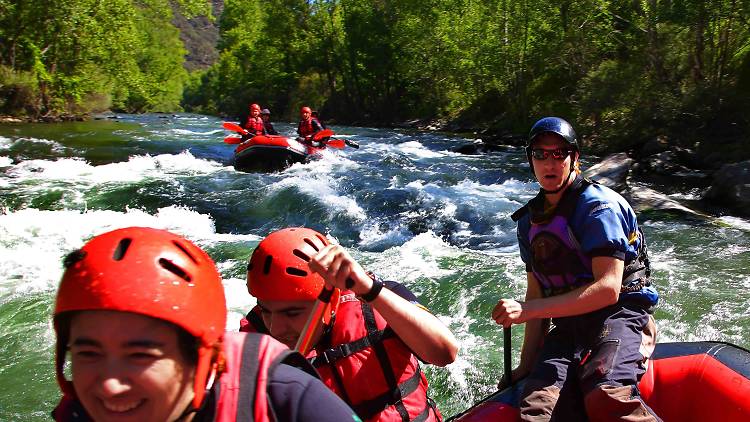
[702,160,750,216]
[583,152,633,191]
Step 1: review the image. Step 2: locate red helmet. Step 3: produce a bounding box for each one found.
[300,106,312,115]
[247,227,337,304]
[53,227,226,409]
[250,103,261,112]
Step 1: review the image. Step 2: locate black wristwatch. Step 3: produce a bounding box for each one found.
[360,272,384,302]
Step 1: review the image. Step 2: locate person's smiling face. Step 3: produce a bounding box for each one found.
[530,132,576,193]
[69,310,195,422]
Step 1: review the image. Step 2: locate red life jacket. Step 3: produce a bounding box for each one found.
[52,332,308,422]
[297,117,322,137]
[245,116,265,136]
[214,331,293,422]
[241,294,441,422]
[309,292,440,422]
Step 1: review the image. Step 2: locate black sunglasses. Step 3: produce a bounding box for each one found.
[530,148,571,161]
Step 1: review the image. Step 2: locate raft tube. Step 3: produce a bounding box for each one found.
[449,341,750,421]
[233,135,325,172]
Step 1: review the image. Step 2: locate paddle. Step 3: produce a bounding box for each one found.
[325,139,346,149]
[311,129,359,149]
[224,135,243,144]
[312,129,335,141]
[295,286,336,355]
[503,326,512,388]
[222,121,248,135]
[344,139,360,149]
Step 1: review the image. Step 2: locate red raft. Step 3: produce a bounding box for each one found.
[233,135,326,172]
[449,341,750,421]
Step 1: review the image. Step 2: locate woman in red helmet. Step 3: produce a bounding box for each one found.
[296,106,324,144]
[242,227,459,422]
[244,103,265,137]
[51,227,359,422]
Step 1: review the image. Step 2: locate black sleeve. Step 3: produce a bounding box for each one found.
[313,119,324,132]
[268,364,359,422]
[383,280,419,303]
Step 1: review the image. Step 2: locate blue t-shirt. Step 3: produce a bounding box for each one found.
[517,182,643,272]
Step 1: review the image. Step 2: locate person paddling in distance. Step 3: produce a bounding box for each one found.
[492,117,660,421]
[51,227,360,422]
[296,106,324,146]
[243,103,265,139]
[260,108,279,135]
[241,227,459,422]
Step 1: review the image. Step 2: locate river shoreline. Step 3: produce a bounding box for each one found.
[4,111,748,220]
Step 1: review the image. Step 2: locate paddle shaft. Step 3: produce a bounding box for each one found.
[295,286,335,355]
[504,326,512,386]
[294,277,356,355]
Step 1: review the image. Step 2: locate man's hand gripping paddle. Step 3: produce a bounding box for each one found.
[294,234,355,355]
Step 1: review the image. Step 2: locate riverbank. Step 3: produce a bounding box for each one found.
[391,116,750,221]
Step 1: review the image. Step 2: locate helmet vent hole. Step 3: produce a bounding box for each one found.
[63,249,87,268]
[159,258,191,282]
[286,267,307,277]
[172,241,198,264]
[315,234,327,245]
[113,238,132,261]
[293,249,310,262]
[263,256,273,275]
[304,238,319,252]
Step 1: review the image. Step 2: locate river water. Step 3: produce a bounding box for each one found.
[1,113,748,420]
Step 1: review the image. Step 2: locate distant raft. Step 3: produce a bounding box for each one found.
[449,341,750,422]
[233,135,327,173]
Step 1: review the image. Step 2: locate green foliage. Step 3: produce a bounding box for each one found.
[0,0,213,117]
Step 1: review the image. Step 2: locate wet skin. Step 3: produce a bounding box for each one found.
[68,311,195,422]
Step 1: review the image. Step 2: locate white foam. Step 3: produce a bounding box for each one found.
[170,128,223,136]
[0,206,250,306]
[3,152,228,208]
[272,156,367,221]
[717,216,750,231]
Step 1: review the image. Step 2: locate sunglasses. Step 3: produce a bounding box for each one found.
[530,148,571,161]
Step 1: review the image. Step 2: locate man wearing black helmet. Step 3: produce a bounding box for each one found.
[492,117,661,421]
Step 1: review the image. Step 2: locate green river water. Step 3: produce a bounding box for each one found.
[1,114,748,420]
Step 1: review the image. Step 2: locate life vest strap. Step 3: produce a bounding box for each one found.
[309,329,397,367]
[352,365,426,420]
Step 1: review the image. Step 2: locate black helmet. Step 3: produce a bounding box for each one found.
[527,117,578,152]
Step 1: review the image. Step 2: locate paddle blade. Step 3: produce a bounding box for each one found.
[222,121,248,135]
[224,136,243,144]
[344,139,360,149]
[325,139,345,149]
[313,129,335,141]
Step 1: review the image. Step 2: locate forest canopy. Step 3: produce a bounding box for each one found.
[2,1,749,154]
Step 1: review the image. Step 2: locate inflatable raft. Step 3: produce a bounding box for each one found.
[233,135,325,172]
[449,341,750,421]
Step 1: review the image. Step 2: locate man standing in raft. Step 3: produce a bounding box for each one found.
[492,117,661,421]
[51,227,359,422]
[241,227,459,421]
[296,106,324,145]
